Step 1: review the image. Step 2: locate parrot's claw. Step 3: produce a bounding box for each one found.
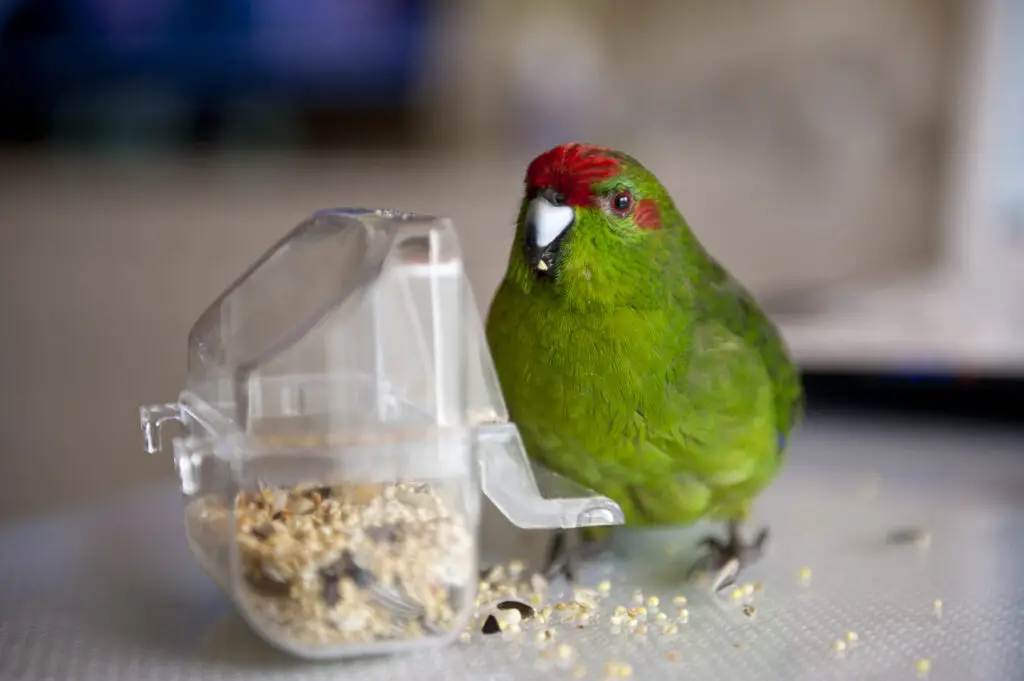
[688,521,769,592]
[541,530,610,584]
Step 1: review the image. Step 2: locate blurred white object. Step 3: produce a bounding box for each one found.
[778,0,1024,374]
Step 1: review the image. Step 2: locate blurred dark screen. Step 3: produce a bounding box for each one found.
[0,0,432,148]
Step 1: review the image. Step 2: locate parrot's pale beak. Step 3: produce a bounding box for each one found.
[524,192,574,277]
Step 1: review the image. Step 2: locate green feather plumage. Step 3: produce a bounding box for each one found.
[485,145,804,534]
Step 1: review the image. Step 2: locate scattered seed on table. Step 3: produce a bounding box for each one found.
[711,558,740,594]
[604,661,632,677]
[481,565,505,584]
[481,615,501,635]
[499,609,523,627]
[574,589,599,609]
[886,527,931,548]
[497,600,535,620]
[530,573,548,593]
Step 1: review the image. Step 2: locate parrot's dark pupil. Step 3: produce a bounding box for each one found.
[614,194,631,212]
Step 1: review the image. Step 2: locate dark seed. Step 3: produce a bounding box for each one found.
[366,524,401,544]
[886,527,930,545]
[497,600,535,620]
[322,549,376,588]
[351,569,376,589]
[271,510,287,521]
[322,575,341,607]
[251,522,275,539]
[481,614,501,635]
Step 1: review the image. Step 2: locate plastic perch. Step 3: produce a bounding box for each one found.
[475,420,625,529]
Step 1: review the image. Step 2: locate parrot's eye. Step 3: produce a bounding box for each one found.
[611,190,633,216]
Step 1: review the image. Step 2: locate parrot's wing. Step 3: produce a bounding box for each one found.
[629,320,780,524]
[707,272,805,441]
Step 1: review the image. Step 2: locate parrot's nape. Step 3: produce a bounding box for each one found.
[485,142,805,588]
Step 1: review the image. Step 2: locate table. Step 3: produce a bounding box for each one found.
[1,414,1022,681]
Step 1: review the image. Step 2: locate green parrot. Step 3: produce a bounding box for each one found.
[484,142,805,584]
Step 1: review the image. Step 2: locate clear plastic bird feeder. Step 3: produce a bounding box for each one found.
[138,208,624,660]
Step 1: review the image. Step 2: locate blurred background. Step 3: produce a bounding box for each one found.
[0,0,1021,525]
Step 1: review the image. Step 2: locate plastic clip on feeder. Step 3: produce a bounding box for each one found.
[138,208,625,660]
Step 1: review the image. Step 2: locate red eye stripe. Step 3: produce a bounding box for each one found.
[525,143,622,206]
[633,198,662,230]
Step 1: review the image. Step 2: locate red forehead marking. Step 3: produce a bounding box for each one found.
[525,143,622,206]
[633,198,662,230]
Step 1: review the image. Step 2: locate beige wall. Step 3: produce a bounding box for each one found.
[0,152,515,523]
[421,0,963,289]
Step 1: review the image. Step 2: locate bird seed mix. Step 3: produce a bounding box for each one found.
[184,480,475,649]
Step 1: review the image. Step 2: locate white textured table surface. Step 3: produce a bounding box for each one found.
[1,415,1023,681]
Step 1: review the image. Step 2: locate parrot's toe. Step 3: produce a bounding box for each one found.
[541,530,610,584]
[687,521,769,592]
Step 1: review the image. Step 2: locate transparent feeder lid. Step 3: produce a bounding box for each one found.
[140,208,624,531]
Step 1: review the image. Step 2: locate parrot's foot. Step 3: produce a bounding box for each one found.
[688,521,769,592]
[541,530,611,584]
